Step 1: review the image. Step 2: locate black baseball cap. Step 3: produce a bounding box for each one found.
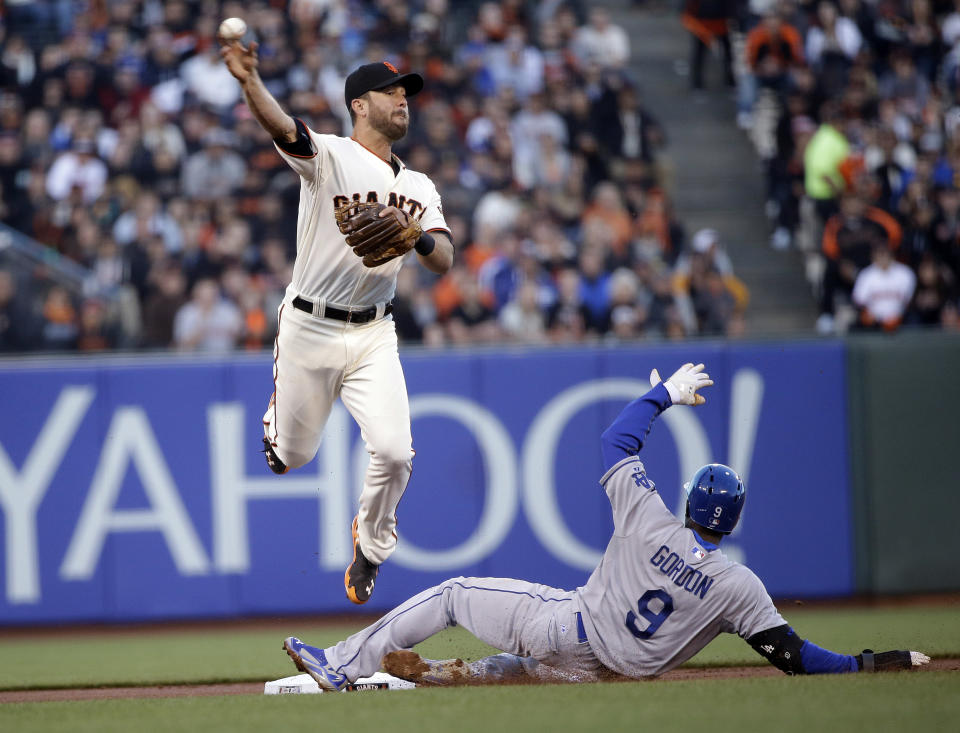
[344,61,424,110]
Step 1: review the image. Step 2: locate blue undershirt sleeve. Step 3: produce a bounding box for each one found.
[800,640,859,674]
[600,383,672,471]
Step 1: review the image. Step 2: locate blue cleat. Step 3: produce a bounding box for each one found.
[282,637,348,691]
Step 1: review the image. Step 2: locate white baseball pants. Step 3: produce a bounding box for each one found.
[263,304,413,565]
[323,576,606,683]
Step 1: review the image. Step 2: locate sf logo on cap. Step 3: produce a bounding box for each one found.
[383,61,399,73]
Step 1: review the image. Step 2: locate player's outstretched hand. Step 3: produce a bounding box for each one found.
[650,363,713,406]
[857,649,931,672]
[220,39,259,84]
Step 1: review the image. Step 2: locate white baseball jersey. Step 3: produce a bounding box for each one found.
[576,456,785,678]
[852,261,916,323]
[274,129,450,308]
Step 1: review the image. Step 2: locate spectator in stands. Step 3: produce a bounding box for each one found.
[681,0,736,91]
[485,26,544,100]
[447,274,500,344]
[899,195,937,268]
[141,260,187,349]
[478,230,525,311]
[818,190,903,331]
[673,228,738,282]
[572,8,631,70]
[930,185,960,270]
[180,128,246,202]
[851,242,917,331]
[694,268,741,335]
[39,284,78,351]
[45,138,106,203]
[546,266,591,342]
[903,0,940,83]
[499,279,548,343]
[607,268,645,341]
[644,265,687,338]
[609,86,666,163]
[804,101,850,223]
[737,8,804,130]
[805,0,862,98]
[391,265,428,344]
[180,39,241,111]
[768,95,814,249]
[906,253,953,327]
[510,92,567,190]
[20,108,51,167]
[112,191,183,253]
[673,228,749,335]
[878,48,930,112]
[0,269,36,351]
[172,277,241,353]
[577,246,612,332]
[238,286,273,351]
[76,298,120,351]
[581,181,634,260]
[0,34,36,89]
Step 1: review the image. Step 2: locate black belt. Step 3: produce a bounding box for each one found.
[575,612,588,644]
[292,296,392,324]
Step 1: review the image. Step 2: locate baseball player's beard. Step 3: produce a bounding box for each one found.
[370,106,409,142]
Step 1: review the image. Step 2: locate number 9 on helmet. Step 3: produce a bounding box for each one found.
[684,464,745,534]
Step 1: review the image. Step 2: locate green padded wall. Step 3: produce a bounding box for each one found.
[848,333,960,593]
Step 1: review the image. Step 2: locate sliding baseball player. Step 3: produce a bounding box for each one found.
[279,363,929,686]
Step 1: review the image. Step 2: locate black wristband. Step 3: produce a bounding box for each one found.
[415,231,436,256]
[274,118,313,157]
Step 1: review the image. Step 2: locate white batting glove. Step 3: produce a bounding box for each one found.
[649,363,714,406]
[910,651,931,667]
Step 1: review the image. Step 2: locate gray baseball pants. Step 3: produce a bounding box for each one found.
[324,576,607,683]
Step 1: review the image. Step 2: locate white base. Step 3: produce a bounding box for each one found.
[264,672,416,695]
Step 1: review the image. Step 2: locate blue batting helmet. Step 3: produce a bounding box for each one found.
[684,463,745,534]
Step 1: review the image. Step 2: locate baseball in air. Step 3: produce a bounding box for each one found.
[218,17,247,41]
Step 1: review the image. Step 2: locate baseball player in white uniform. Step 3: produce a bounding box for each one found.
[280,363,929,687]
[221,40,454,604]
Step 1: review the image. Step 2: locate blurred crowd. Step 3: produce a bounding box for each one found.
[723,0,960,332]
[0,0,753,354]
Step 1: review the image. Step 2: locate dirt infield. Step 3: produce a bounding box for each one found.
[2,658,956,703]
[0,683,264,703]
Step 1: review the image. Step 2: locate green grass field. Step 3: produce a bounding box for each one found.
[1,603,957,732]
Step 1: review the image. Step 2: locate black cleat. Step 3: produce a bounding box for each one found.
[262,437,289,475]
[344,517,379,604]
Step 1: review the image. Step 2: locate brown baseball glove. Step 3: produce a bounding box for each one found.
[334,201,423,268]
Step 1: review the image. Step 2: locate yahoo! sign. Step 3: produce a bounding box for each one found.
[0,343,852,623]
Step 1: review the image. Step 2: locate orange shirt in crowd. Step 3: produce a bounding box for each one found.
[744,22,804,71]
[822,206,902,261]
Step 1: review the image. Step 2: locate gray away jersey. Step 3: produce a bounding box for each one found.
[576,455,785,678]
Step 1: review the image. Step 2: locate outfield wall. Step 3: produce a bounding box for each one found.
[0,336,950,624]
[847,334,960,595]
